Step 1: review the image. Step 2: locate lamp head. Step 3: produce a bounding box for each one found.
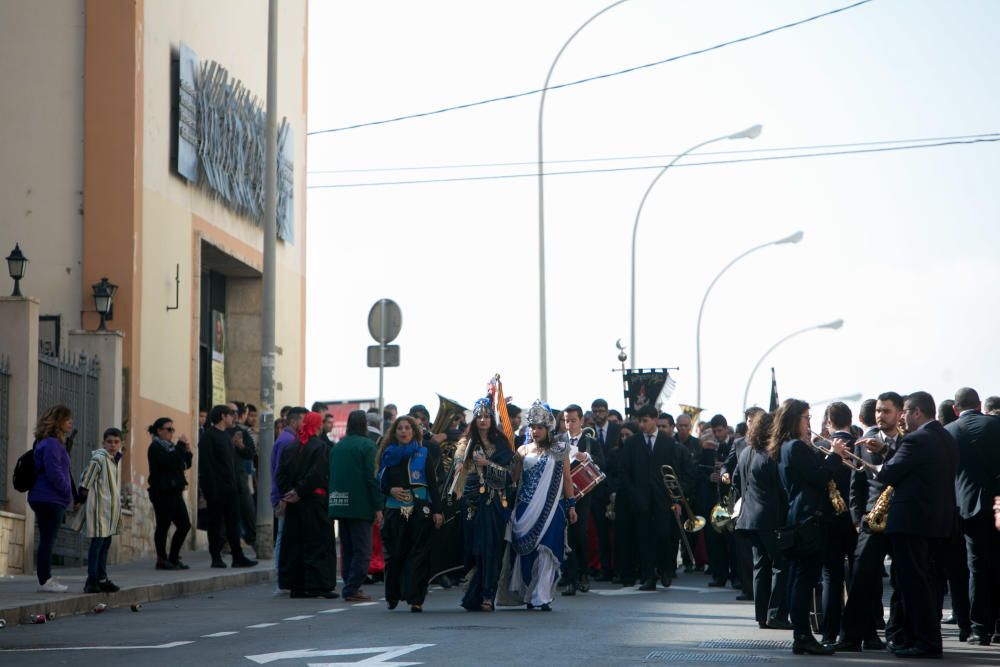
[776,230,804,245]
[6,243,27,297]
[821,319,844,331]
[728,124,762,140]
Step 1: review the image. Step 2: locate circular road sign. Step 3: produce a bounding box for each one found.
[367,298,402,344]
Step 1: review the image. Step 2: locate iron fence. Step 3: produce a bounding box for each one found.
[36,350,100,565]
[0,356,9,504]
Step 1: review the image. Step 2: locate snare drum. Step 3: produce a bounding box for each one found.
[570,459,606,500]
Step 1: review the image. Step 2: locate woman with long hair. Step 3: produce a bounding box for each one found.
[275,411,338,599]
[454,397,514,611]
[377,415,443,612]
[147,417,193,570]
[732,412,791,630]
[768,399,844,655]
[28,404,75,592]
[500,400,578,611]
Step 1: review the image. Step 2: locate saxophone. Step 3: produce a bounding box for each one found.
[827,480,847,515]
[865,424,903,532]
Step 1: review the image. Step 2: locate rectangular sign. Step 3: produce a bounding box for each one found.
[367,345,399,368]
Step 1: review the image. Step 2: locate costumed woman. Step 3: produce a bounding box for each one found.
[378,415,444,612]
[275,411,338,598]
[501,400,577,611]
[451,395,515,611]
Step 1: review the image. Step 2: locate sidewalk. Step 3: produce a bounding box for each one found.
[0,551,273,628]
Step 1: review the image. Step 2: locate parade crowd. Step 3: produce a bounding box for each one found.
[19,382,1000,659]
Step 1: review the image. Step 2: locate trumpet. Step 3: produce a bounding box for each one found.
[808,431,882,475]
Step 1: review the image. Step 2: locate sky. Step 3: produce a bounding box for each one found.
[303,0,1000,430]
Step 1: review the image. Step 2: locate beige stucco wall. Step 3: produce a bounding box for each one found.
[0,0,85,345]
[139,0,308,419]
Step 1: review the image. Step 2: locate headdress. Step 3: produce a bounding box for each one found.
[525,399,555,430]
[298,411,322,444]
[473,396,492,418]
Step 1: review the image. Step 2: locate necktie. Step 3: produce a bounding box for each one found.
[647,435,654,451]
[598,428,605,447]
[571,437,578,449]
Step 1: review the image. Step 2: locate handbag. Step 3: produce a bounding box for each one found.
[777,515,826,557]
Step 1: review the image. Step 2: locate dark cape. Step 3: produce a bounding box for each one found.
[276,435,336,593]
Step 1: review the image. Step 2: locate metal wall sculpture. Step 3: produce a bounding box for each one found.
[175,42,294,242]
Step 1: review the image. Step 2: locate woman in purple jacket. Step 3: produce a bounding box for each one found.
[28,404,75,592]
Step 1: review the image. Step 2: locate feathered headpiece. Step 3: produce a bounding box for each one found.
[525,399,555,430]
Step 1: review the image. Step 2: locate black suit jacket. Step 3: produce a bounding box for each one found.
[733,445,787,531]
[877,420,958,538]
[945,411,1000,520]
[621,431,692,513]
[569,432,606,471]
[593,422,621,460]
[778,438,841,525]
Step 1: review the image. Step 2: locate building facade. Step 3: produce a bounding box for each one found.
[0,0,308,573]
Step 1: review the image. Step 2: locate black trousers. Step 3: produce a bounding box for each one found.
[747,529,789,625]
[590,487,614,576]
[707,524,735,583]
[841,528,888,642]
[735,531,754,597]
[891,533,945,652]
[635,501,675,583]
[564,493,592,585]
[615,496,638,583]
[206,493,243,561]
[821,516,857,640]
[788,552,823,636]
[278,499,336,593]
[934,519,970,632]
[962,511,1000,636]
[150,489,191,562]
[236,482,257,546]
[382,507,434,606]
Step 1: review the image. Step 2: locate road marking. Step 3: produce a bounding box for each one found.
[246,643,435,665]
[352,601,378,606]
[202,631,239,637]
[0,641,195,652]
[589,588,658,596]
[247,623,279,628]
[318,608,345,614]
[282,615,315,621]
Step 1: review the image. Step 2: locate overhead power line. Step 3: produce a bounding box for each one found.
[306,136,1000,190]
[307,0,874,137]
[307,133,1000,175]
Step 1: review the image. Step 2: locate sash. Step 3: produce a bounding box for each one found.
[511,448,564,556]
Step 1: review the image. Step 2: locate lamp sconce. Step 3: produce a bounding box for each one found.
[166,264,180,312]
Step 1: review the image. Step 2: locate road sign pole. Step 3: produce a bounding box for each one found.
[378,300,386,415]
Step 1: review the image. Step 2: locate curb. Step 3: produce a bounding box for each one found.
[0,568,274,628]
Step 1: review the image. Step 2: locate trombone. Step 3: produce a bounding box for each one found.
[661,465,705,566]
[808,431,881,475]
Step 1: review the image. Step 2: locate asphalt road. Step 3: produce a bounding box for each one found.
[1,572,998,666]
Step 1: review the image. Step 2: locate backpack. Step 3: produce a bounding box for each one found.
[12,444,39,492]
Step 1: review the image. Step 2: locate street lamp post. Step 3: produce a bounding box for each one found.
[630,125,762,366]
[741,319,844,411]
[695,228,802,409]
[810,392,863,407]
[538,0,633,398]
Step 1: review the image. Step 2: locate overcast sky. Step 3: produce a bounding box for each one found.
[304,0,1000,429]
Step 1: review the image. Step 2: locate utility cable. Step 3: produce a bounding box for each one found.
[307,136,1000,189]
[307,0,874,136]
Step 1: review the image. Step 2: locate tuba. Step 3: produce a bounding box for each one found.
[431,394,469,476]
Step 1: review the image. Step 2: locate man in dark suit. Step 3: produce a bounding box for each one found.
[590,398,620,580]
[620,404,692,590]
[837,391,904,651]
[945,387,1000,646]
[560,404,606,595]
[704,414,736,588]
[876,391,958,658]
[675,413,703,573]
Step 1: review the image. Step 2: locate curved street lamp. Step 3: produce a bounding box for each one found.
[741,319,845,411]
[810,392,863,408]
[695,228,802,409]
[630,124,762,366]
[537,0,634,398]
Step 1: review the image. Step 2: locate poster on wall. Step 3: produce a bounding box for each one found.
[211,310,226,405]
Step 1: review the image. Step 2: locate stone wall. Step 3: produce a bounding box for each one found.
[110,484,155,564]
[0,511,26,574]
